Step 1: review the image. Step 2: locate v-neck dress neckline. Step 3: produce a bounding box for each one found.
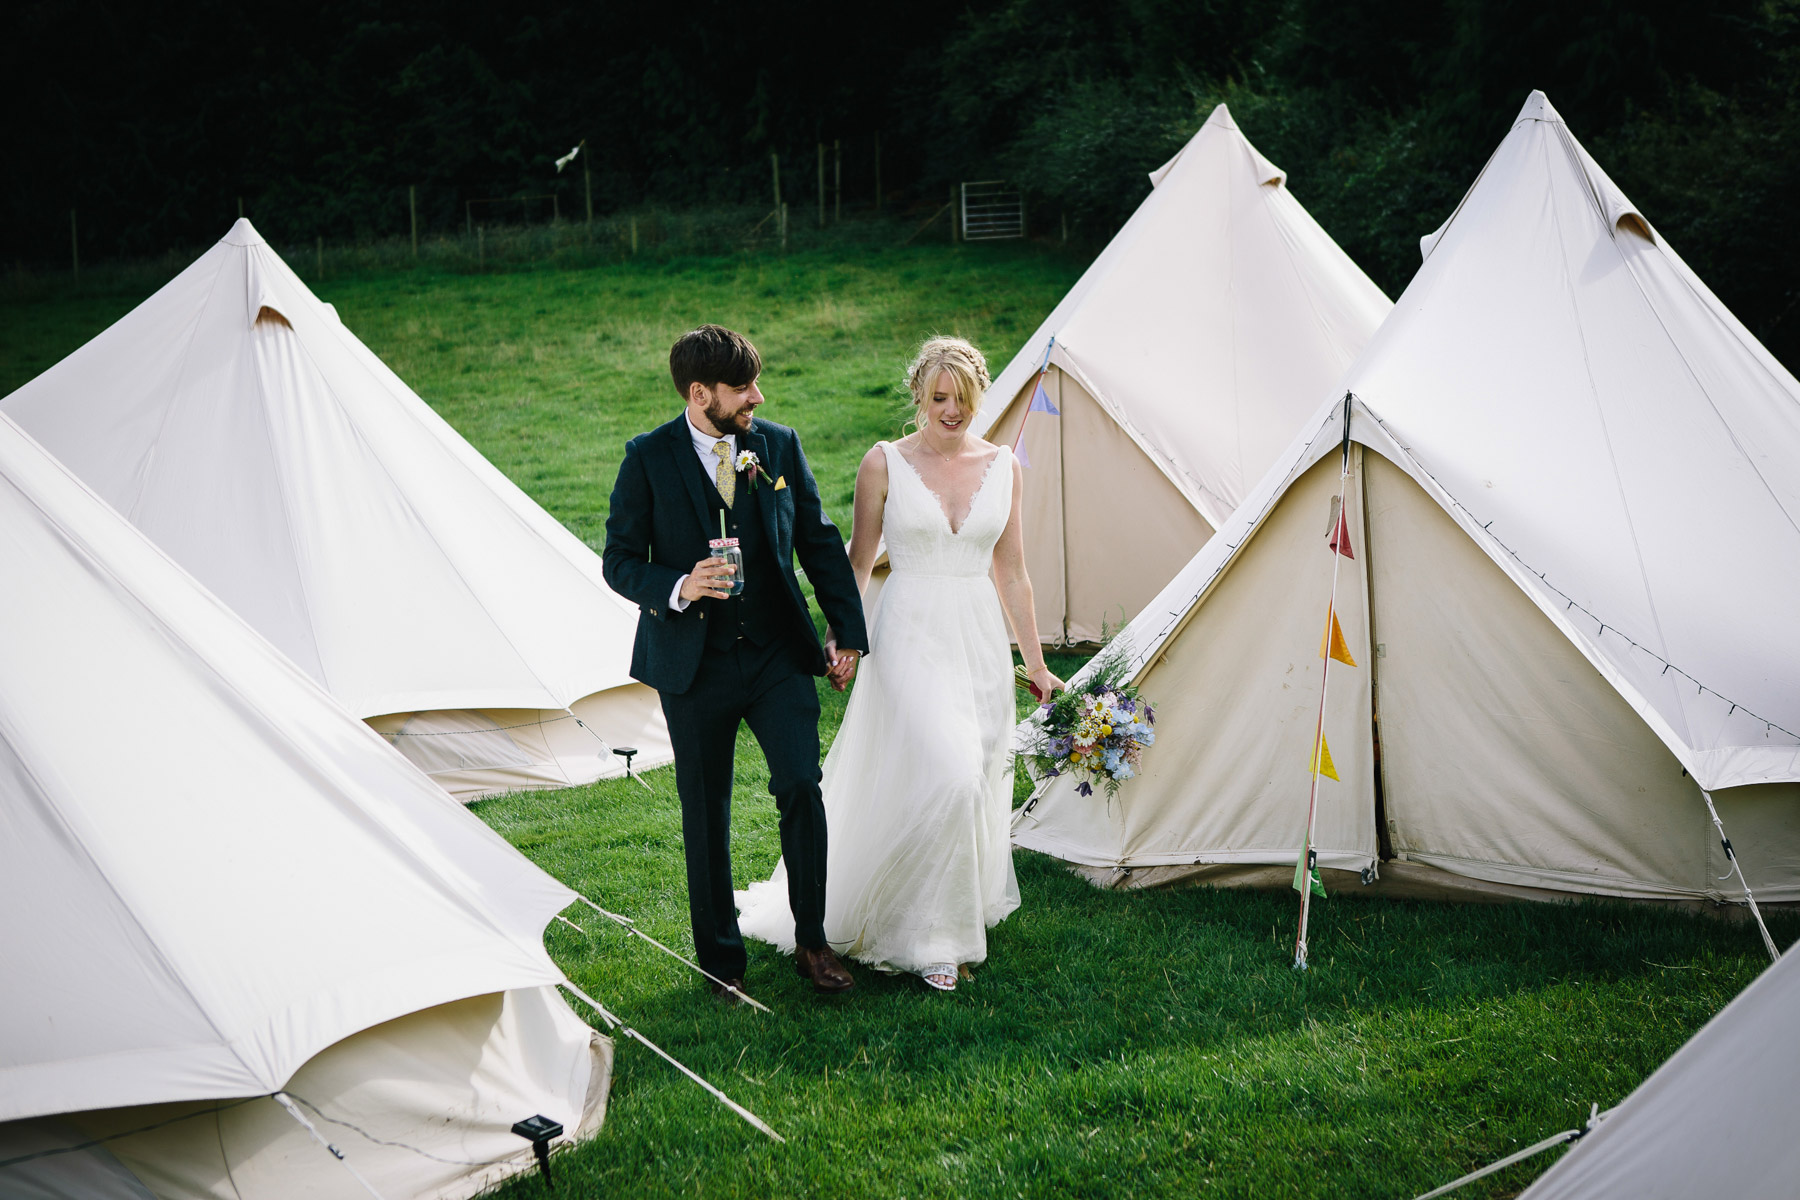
[890,442,1005,536]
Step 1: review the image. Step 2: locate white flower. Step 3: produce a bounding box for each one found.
[735,450,760,474]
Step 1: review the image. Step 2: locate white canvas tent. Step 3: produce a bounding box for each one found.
[0,413,610,1197]
[1013,92,1800,907]
[950,103,1391,644]
[0,220,669,800]
[1513,939,1800,1198]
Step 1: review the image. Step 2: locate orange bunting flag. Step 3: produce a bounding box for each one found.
[1319,607,1358,667]
[1328,503,1355,559]
[1310,734,1340,781]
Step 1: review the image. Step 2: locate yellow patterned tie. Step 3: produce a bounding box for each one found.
[713,440,736,508]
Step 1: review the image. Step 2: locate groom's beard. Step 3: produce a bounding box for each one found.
[704,395,755,434]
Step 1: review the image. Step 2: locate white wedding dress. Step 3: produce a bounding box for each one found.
[736,441,1020,975]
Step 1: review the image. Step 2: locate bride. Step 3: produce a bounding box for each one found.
[736,336,1063,991]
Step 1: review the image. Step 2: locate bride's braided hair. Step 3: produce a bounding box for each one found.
[903,336,990,430]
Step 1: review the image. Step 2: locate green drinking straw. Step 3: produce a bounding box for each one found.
[719,510,727,541]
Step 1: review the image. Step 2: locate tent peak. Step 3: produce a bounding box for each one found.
[222,218,266,247]
[1151,104,1285,190]
[1515,89,1562,127]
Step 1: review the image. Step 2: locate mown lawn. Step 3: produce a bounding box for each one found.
[4,243,1791,1199]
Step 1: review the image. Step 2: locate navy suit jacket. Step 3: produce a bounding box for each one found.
[602,414,869,695]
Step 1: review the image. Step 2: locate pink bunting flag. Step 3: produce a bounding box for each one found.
[1328,504,1355,559]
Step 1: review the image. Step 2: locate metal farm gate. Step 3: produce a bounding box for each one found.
[959,181,1025,241]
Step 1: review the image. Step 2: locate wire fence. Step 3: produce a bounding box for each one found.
[3,179,1066,303]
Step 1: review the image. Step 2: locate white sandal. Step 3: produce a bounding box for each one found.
[921,963,958,991]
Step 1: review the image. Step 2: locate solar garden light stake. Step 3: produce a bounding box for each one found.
[511,1114,562,1192]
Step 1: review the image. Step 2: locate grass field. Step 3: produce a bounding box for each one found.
[3,242,1792,1199]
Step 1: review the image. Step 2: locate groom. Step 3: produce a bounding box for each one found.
[603,325,867,1000]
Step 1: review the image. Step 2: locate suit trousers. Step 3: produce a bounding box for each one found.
[659,636,827,980]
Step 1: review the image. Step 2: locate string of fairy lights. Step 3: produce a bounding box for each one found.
[1127,396,1797,750]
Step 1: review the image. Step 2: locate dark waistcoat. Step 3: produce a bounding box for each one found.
[702,465,787,652]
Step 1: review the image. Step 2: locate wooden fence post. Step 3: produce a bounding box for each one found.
[817,142,825,228]
[478,225,485,268]
[771,153,781,210]
[409,186,418,257]
[584,163,593,225]
[781,202,789,252]
[834,139,841,223]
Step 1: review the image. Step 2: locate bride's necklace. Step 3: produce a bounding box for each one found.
[916,430,959,465]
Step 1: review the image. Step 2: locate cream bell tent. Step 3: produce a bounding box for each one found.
[1013,92,1800,912]
[0,413,610,1198]
[1512,939,1800,1198]
[948,103,1391,645]
[0,220,669,800]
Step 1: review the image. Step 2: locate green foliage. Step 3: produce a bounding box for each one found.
[964,0,1800,365]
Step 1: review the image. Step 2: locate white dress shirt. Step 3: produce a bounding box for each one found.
[668,414,738,611]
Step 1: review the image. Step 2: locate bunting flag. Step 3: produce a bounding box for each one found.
[1318,606,1357,667]
[1310,733,1339,781]
[1012,374,1060,468]
[1328,500,1355,559]
[1297,453,1353,966]
[555,142,583,173]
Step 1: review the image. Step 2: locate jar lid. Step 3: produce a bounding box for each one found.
[708,537,740,548]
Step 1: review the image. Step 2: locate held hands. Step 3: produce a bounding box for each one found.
[680,556,735,602]
[824,628,861,692]
[1028,666,1066,700]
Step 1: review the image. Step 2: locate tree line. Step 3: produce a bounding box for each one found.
[7,0,1797,363]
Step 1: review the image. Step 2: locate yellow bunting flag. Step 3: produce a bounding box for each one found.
[1310,734,1340,781]
[1318,607,1358,667]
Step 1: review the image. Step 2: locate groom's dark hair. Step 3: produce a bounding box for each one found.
[670,325,762,399]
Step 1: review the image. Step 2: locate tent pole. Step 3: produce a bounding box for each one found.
[1295,395,1355,970]
[1700,788,1781,962]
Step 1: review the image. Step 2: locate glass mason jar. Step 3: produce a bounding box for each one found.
[708,537,745,596]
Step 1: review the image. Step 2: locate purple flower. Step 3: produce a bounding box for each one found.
[1076,782,1094,797]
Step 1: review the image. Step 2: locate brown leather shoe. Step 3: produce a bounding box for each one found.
[794,945,855,995]
[708,977,751,1005]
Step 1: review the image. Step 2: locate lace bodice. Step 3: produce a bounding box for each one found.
[880,441,1013,578]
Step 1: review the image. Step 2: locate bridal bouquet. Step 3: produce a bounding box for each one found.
[1017,647,1155,798]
